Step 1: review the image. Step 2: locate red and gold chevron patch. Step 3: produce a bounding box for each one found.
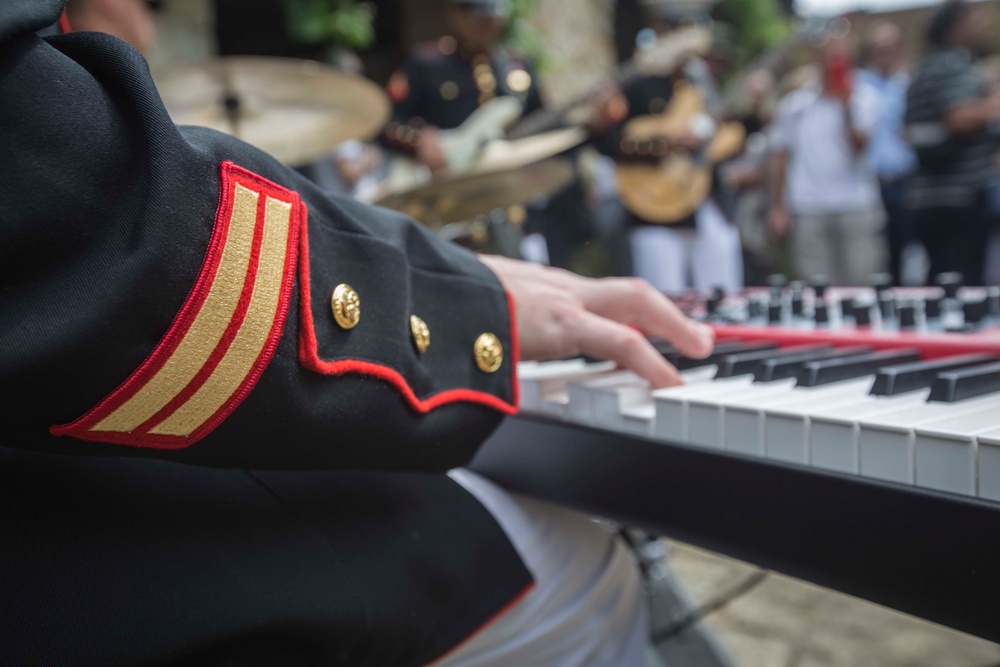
[51,162,303,450]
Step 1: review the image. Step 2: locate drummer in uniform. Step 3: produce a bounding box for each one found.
[382,0,595,270]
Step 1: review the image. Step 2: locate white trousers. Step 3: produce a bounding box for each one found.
[630,200,743,294]
[431,470,648,667]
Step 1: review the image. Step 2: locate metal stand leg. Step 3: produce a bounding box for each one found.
[622,529,741,667]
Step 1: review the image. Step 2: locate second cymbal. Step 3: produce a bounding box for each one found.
[375,157,575,228]
[153,56,389,166]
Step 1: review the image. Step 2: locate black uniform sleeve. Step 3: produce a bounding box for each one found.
[0,0,518,472]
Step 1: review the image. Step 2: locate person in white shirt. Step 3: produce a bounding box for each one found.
[768,36,888,286]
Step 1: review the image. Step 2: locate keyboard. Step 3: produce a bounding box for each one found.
[469,274,1000,645]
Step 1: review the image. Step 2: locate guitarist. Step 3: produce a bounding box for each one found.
[596,0,743,295]
[381,0,596,270]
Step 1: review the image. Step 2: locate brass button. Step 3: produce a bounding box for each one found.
[473,333,503,373]
[331,283,361,330]
[410,315,430,354]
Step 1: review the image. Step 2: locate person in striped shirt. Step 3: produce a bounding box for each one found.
[905,0,1000,286]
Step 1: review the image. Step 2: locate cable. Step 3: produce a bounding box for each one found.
[650,568,770,644]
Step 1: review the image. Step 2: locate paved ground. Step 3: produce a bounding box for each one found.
[666,541,1000,667]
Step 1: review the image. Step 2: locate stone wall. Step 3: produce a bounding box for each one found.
[527,0,617,105]
[148,0,216,70]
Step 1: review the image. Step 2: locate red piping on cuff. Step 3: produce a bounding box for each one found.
[297,222,518,415]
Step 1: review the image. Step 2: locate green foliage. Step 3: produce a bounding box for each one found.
[504,0,548,70]
[716,0,791,69]
[282,0,376,50]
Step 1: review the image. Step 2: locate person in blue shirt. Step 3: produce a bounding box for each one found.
[858,22,919,286]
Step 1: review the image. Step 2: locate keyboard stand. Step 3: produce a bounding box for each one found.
[469,415,1000,644]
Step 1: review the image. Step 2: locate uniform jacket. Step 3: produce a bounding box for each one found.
[0,2,531,664]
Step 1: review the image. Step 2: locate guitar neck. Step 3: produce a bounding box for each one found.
[506,60,646,140]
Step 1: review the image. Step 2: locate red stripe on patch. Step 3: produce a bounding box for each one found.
[297,218,518,415]
[51,162,302,449]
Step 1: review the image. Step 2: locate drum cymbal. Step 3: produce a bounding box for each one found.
[374,157,575,228]
[152,56,389,166]
[475,127,586,170]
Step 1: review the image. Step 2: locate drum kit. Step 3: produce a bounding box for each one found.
[153,56,580,255]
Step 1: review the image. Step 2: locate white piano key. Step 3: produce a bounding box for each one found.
[519,360,616,413]
[721,379,799,457]
[566,370,642,426]
[914,407,1000,497]
[975,427,1000,502]
[607,366,721,437]
[686,379,797,450]
[858,394,1000,485]
[807,390,930,474]
[620,403,655,437]
[763,378,876,465]
[593,378,651,431]
[652,374,754,443]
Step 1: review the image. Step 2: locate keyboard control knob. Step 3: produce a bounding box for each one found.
[768,302,783,324]
[935,272,963,300]
[871,272,893,294]
[814,301,829,325]
[925,296,942,320]
[810,275,829,300]
[898,302,916,329]
[853,301,872,326]
[790,280,804,316]
[964,298,987,325]
[988,286,1000,316]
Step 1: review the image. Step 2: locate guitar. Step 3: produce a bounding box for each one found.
[378,25,713,197]
[614,18,838,224]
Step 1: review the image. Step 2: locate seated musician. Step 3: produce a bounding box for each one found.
[0,2,715,666]
[595,0,743,295]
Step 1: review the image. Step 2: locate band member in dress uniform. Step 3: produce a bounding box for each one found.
[597,0,743,294]
[0,1,715,665]
[382,0,596,270]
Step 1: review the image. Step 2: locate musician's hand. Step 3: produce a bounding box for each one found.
[768,205,793,239]
[479,255,715,389]
[416,127,448,172]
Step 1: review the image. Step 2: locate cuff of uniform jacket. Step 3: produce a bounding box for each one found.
[298,218,519,415]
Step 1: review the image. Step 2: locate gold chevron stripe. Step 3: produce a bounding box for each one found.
[92,184,261,433]
[150,197,292,437]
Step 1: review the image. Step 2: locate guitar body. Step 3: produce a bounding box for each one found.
[380,96,525,195]
[615,83,746,224]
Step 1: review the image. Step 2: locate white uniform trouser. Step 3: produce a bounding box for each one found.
[630,200,743,294]
[430,470,648,667]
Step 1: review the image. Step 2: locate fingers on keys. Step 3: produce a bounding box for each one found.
[571,310,683,389]
[571,277,715,360]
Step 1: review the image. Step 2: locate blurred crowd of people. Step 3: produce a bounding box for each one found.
[305,0,1000,292]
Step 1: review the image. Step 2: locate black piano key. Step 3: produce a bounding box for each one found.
[714,344,831,379]
[928,361,1000,402]
[796,348,922,387]
[754,345,873,382]
[673,340,777,370]
[869,353,998,396]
